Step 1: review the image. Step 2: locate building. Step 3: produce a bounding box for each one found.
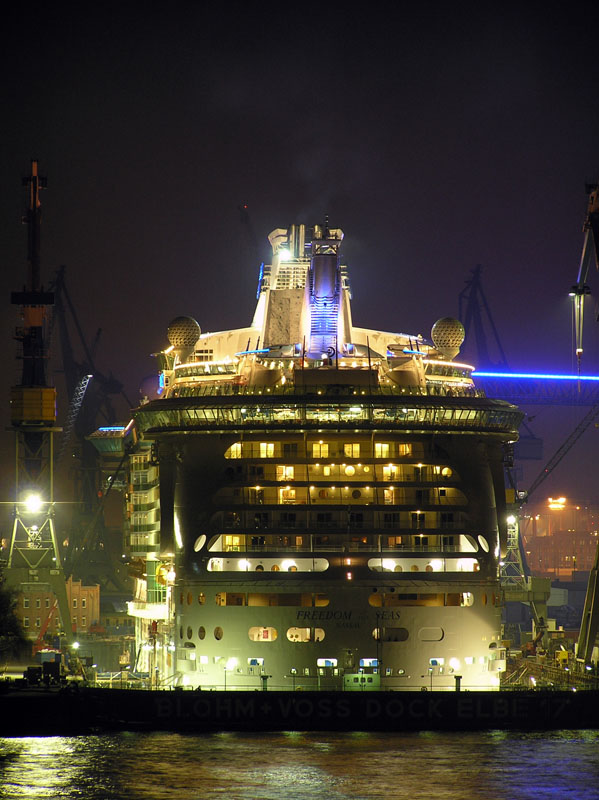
[15,576,100,643]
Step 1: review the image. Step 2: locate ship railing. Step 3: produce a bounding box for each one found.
[381,544,463,553]
[168,382,487,399]
[220,543,469,555]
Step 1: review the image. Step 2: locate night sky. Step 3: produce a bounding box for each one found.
[2,2,599,504]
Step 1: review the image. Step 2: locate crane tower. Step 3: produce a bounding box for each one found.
[6,160,71,643]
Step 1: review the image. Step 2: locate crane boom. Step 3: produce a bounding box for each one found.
[527,403,599,499]
[570,183,599,371]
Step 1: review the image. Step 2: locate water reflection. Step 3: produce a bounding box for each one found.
[1,730,598,800]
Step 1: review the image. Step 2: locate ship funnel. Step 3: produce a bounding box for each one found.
[308,224,344,358]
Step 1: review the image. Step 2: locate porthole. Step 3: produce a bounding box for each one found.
[198,626,206,640]
[477,535,489,553]
[441,467,452,477]
[179,625,183,640]
[186,626,193,640]
[248,626,278,642]
[194,534,207,552]
[383,627,410,642]
[286,626,325,642]
[187,592,193,605]
[345,466,356,477]
[198,593,205,605]
[351,489,361,499]
[214,626,224,640]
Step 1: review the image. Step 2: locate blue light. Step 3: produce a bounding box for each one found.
[256,262,264,299]
[401,348,423,355]
[235,348,270,355]
[98,426,126,432]
[473,371,599,382]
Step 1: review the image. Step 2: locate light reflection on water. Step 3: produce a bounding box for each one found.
[1,730,598,800]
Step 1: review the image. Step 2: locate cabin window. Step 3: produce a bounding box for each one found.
[276,465,295,481]
[312,442,329,458]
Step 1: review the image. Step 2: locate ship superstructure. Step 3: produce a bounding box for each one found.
[134,223,522,690]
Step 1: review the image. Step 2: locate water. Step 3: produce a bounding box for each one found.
[1,730,598,800]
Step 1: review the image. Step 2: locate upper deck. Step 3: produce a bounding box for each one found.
[137,223,522,442]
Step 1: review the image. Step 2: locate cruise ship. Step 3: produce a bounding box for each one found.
[134,222,522,691]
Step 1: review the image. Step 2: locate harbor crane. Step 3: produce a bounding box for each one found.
[570,183,599,372]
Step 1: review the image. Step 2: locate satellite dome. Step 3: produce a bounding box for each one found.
[431,318,465,360]
[167,316,201,348]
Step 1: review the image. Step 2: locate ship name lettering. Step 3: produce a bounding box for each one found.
[296,610,353,621]
[375,610,401,621]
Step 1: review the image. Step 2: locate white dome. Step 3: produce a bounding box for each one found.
[167,316,201,348]
[431,317,465,350]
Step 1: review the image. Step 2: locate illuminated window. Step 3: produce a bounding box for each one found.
[259,442,274,458]
[344,443,360,458]
[384,488,395,505]
[224,535,242,551]
[312,442,329,458]
[225,443,242,459]
[248,626,278,642]
[280,488,296,504]
[317,658,337,667]
[276,465,295,481]
[287,627,325,642]
[398,444,412,456]
[383,465,398,481]
[375,443,390,458]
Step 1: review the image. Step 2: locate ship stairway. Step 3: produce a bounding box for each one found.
[310,296,339,355]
